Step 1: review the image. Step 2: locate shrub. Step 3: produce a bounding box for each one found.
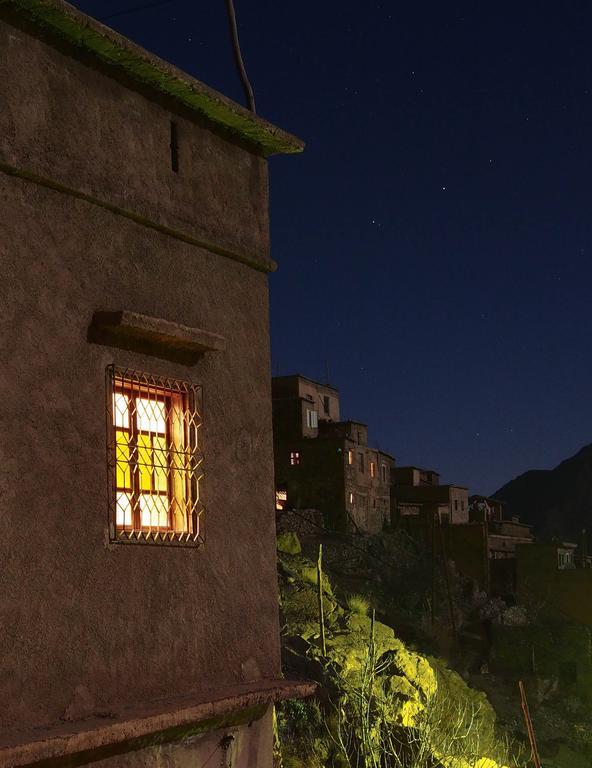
[277,531,302,555]
[347,594,371,616]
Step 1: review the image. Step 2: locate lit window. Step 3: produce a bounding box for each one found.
[349,492,354,505]
[306,409,318,429]
[348,449,354,465]
[275,488,288,511]
[107,366,203,545]
[290,451,300,466]
[370,461,376,478]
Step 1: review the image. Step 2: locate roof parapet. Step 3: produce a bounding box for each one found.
[0,0,305,157]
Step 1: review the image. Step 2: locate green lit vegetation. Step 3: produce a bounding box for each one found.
[346,594,371,616]
[277,535,524,768]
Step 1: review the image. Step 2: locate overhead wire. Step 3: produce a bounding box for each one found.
[224,0,256,112]
[98,0,257,113]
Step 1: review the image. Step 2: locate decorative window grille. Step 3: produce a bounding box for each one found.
[289,451,300,466]
[106,365,204,545]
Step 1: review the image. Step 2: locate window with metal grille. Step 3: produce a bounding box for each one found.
[106,365,204,545]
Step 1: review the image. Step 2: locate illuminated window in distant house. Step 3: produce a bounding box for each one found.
[275,487,288,511]
[306,409,318,428]
[370,461,376,478]
[290,451,300,466]
[107,366,203,545]
[348,449,354,465]
[349,491,354,505]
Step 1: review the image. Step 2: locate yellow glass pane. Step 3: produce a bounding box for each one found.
[115,430,131,489]
[153,436,168,493]
[137,433,153,491]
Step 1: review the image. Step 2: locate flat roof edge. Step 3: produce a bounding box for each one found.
[272,374,340,392]
[0,0,305,157]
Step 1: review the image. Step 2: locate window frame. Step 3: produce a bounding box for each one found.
[106,365,204,547]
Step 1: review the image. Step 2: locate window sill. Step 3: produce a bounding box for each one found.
[110,526,204,547]
[89,310,226,365]
[0,679,316,768]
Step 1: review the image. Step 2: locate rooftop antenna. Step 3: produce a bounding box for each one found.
[224,0,256,112]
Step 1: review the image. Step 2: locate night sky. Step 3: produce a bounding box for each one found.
[73,0,592,494]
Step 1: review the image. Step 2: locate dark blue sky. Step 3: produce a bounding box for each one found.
[74,0,592,493]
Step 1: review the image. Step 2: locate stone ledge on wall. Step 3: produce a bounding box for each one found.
[0,678,316,768]
[89,309,226,365]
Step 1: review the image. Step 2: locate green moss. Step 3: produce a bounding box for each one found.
[1,0,304,157]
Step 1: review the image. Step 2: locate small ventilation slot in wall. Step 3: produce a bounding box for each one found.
[170,120,179,173]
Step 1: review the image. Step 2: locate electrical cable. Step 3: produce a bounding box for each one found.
[224,0,256,112]
[98,0,256,114]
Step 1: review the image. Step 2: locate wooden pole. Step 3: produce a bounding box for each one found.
[317,544,327,656]
[431,511,436,627]
[437,513,457,640]
[518,680,542,768]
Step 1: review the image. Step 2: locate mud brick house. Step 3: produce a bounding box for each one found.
[272,374,393,533]
[515,540,592,623]
[391,466,469,524]
[0,1,313,765]
[392,477,534,597]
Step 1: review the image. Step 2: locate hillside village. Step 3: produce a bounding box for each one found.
[272,374,592,767]
[272,374,591,604]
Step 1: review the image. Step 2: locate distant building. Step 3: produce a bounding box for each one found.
[391,466,469,524]
[469,494,505,522]
[272,375,393,533]
[515,539,592,625]
[392,478,535,597]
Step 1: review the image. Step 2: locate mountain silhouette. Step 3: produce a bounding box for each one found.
[493,444,592,543]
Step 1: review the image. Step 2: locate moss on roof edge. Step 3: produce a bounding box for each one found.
[0,0,304,157]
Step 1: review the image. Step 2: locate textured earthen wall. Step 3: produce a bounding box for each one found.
[0,19,269,264]
[0,17,279,736]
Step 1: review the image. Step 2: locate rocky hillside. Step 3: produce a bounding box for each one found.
[276,531,522,768]
[493,443,592,542]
